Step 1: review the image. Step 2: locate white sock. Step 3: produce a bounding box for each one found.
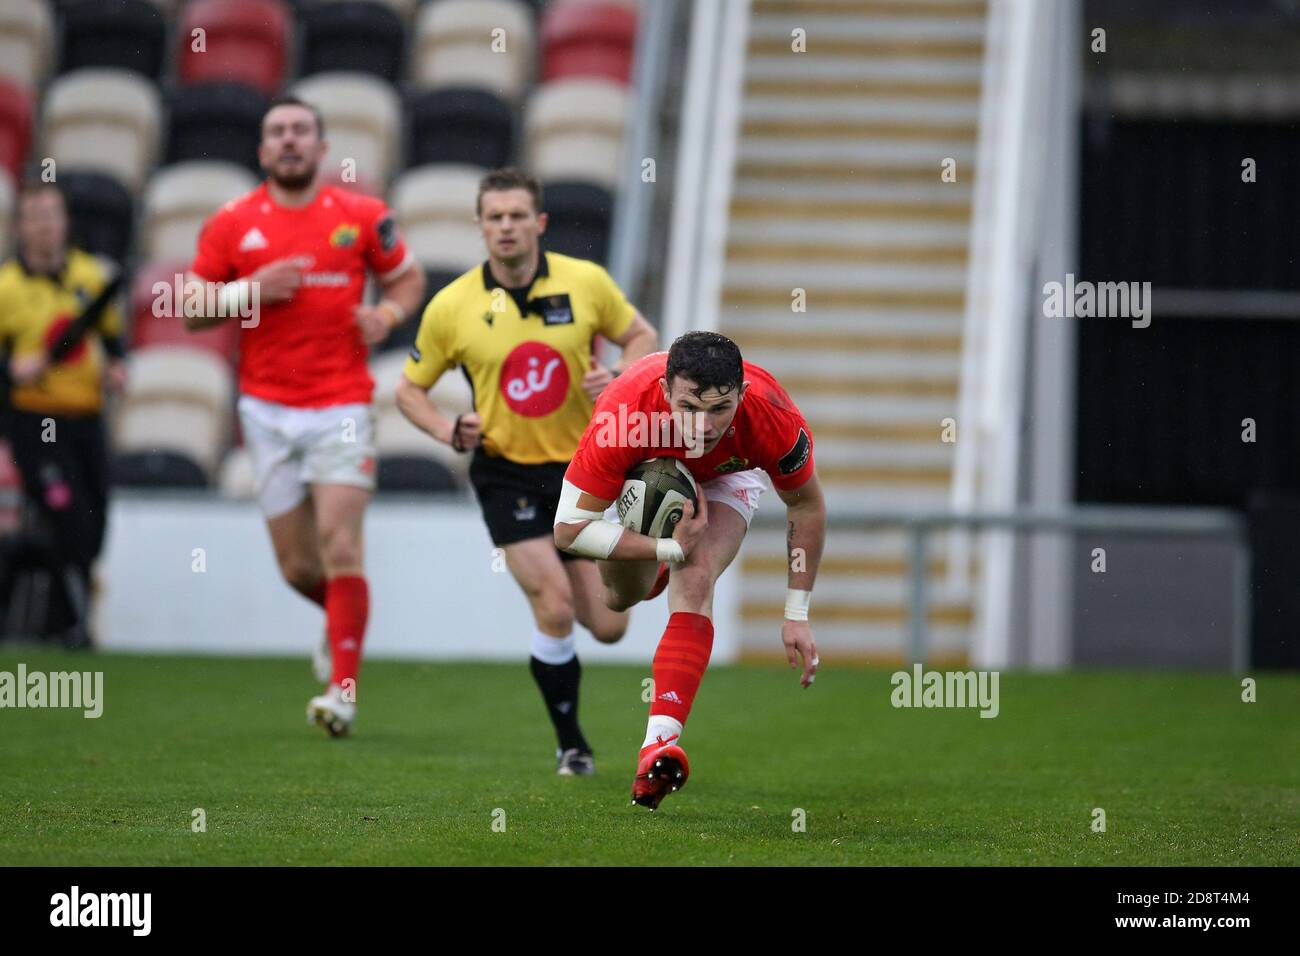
[530,629,576,665]
[642,715,683,750]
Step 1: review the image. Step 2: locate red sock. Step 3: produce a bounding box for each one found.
[326,574,369,688]
[649,612,714,725]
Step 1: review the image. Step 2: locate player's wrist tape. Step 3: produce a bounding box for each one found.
[656,538,684,564]
[377,298,403,330]
[784,588,812,621]
[218,280,250,316]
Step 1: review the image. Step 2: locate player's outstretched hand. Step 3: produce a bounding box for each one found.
[249,257,304,304]
[671,492,708,557]
[581,364,615,401]
[449,412,483,451]
[782,620,818,688]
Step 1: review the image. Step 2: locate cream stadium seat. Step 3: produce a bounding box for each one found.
[371,350,474,483]
[525,78,627,192]
[116,346,234,478]
[141,161,259,262]
[217,445,257,501]
[411,0,534,101]
[42,68,162,194]
[390,163,484,271]
[292,72,402,193]
[0,0,53,88]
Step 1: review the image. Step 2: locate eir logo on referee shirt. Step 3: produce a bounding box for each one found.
[500,341,569,417]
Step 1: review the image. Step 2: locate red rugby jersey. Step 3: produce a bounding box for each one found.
[565,351,815,501]
[189,182,414,407]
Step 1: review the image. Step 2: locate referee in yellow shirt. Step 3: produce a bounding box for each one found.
[397,168,657,775]
[0,181,126,646]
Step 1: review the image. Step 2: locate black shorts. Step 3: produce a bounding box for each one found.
[468,449,587,561]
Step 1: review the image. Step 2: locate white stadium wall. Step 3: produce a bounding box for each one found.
[98,495,740,664]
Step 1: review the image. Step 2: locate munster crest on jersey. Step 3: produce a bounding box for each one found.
[714,455,750,474]
[329,223,360,248]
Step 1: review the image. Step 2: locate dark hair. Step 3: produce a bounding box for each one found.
[665,331,744,397]
[476,167,543,216]
[263,94,325,139]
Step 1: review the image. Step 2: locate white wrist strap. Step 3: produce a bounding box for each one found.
[784,588,811,621]
[656,538,684,564]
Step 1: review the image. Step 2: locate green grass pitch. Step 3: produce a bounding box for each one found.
[1,649,1296,866]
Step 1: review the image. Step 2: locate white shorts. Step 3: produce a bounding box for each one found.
[699,468,767,528]
[237,394,376,518]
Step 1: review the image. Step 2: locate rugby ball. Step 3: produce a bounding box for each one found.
[617,458,699,538]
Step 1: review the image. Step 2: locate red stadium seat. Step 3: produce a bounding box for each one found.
[0,78,33,181]
[540,2,638,85]
[130,261,239,364]
[177,0,292,97]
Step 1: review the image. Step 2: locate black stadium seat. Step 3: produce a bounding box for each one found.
[376,457,458,493]
[61,171,134,263]
[377,269,460,354]
[299,1,406,82]
[409,87,515,169]
[166,83,269,171]
[112,451,210,489]
[59,0,167,78]
[540,181,613,264]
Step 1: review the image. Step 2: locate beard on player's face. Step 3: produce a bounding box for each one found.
[264,151,319,190]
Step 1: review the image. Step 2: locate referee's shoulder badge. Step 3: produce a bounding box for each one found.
[778,428,811,475]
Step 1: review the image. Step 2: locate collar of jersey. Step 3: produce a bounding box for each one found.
[480,250,550,296]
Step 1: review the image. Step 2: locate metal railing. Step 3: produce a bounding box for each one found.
[760,503,1250,671]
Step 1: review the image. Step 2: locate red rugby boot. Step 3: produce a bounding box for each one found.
[630,734,689,810]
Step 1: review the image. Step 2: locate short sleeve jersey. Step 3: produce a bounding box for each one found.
[564,351,815,500]
[189,182,414,408]
[0,248,123,415]
[403,251,636,465]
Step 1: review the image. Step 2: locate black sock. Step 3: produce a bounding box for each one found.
[529,655,590,754]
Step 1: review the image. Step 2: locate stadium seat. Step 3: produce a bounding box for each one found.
[525,79,627,192]
[390,164,483,272]
[0,0,52,88]
[299,1,406,83]
[166,83,269,171]
[129,260,240,362]
[411,0,534,101]
[540,180,613,264]
[59,0,167,78]
[371,349,472,488]
[409,87,515,169]
[291,72,401,194]
[0,171,12,253]
[141,161,259,263]
[0,78,33,182]
[42,68,162,194]
[61,171,134,263]
[177,0,292,97]
[115,345,233,479]
[376,267,460,354]
[217,445,256,500]
[540,2,638,85]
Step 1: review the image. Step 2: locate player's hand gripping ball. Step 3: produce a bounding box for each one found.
[617,458,699,538]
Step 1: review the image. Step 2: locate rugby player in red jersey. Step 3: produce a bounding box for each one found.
[553,331,825,808]
[182,96,426,736]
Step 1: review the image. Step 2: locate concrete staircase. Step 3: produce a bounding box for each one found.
[722,0,987,662]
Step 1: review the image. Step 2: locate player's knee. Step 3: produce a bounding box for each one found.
[589,616,627,644]
[534,590,575,636]
[278,556,322,595]
[603,584,639,614]
[318,527,362,572]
